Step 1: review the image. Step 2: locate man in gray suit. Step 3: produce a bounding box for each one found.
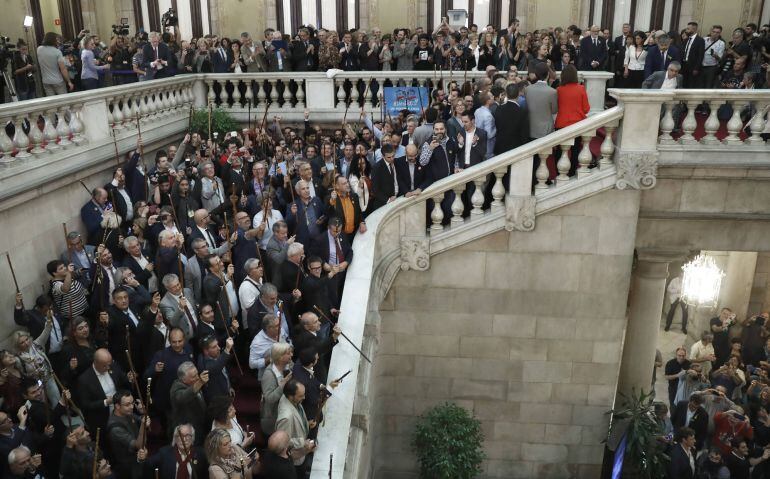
[184,238,231,304]
[276,380,316,470]
[159,273,198,342]
[524,63,558,184]
[61,231,96,285]
[642,61,684,89]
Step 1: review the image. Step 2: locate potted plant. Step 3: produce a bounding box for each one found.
[411,402,485,479]
[605,390,669,479]
[190,106,239,139]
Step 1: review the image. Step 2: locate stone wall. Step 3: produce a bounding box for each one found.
[368,189,640,478]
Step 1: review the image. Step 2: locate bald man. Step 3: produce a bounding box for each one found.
[396,144,427,197]
[261,430,297,478]
[76,348,132,433]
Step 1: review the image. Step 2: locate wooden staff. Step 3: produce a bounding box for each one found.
[463,58,468,86]
[125,326,145,404]
[135,113,149,201]
[166,192,188,259]
[188,104,193,135]
[154,469,160,479]
[416,85,426,120]
[295,262,303,290]
[78,180,92,195]
[329,454,333,479]
[92,427,101,479]
[313,305,371,364]
[215,299,244,374]
[5,252,19,294]
[230,184,239,220]
[208,100,212,139]
[247,99,251,131]
[439,65,444,89]
[140,378,151,449]
[62,223,74,319]
[51,371,85,423]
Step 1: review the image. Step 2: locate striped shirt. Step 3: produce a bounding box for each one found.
[51,278,88,319]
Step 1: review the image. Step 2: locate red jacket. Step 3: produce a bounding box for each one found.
[554,83,590,129]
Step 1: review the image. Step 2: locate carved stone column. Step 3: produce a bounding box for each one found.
[615,153,658,190]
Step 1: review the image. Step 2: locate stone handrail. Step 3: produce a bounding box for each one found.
[309,105,625,478]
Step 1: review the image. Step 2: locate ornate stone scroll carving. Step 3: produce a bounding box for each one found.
[504,196,536,232]
[616,153,658,190]
[400,237,430,271]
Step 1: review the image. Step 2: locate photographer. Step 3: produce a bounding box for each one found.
[12,40,35,100]
[37,32,74,95]
[108,36,132,84]
[177,40,195,74]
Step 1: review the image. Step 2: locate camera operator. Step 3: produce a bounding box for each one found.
[107,36,132,85]
[12,39,36,100]
[37,32,74,95]
[177,40,195,74]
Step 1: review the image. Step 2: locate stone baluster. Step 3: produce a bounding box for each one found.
[279,80,289,106]
[678,101,698,145]
[155,91,166,116]
[161,89,172,115]
[131,96,141,124]
[139,94,150,118]
[700,100,721,145]
[350,80,360,107]
[577,134,593,178]
[13,116,31,159]
[471,178,485,215]
[363,80,372,109]
[121,96,133,128]
[430,195,444,230]
[206,80,216,106]
[257,80,267,107]
[245,81,254,110]
[107,102,115,129]
[450,187,465,225]
[169,87,179,111]
[724,101,745,146]
[269,80,279,104]
[114,97,126,127]
[70,104,86,145]
[56,107,72,149]
[0,118,14,163]
[491,168,506,210]
[296,80,305,107]
[535,150,551,189]
[556,144,572,182]
[336,79,346,106]
[42,110,60,152]
[658,101,676,145]
[231,81,242,108]
[28,114,46,156]
[600,125,616,168]
[748,101,767,146]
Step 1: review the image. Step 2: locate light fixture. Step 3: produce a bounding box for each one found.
[23,16,33,28]
[681,254,724,308]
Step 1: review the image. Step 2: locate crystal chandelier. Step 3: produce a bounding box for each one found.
[681,254,725,308]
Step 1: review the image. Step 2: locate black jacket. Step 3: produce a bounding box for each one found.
[493,101,529,155]
[76,362,130,434]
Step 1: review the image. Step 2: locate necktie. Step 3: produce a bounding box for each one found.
[685,38,692,60]
[174,448,191,479]
[389,163,397,194]
[205,229,216,249]
[335,237,345,263]
[154,47,158,60]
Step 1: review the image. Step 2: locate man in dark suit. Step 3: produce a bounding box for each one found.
[370,144,400,212]
[265,32,292,72]
[291,28,319,71]
[292,313,340,384]
[671,393,708,451]
[141,32,171,79]
[202,254,237,328]
[145,423,208,477]
[578,26,608,70]
[494,83,529,155]
[121,236,154,290]
[309,219,352,305]
[13,293,65,354]
[455,112,487,169]
[80,188,109,247]
[681,22,706,88]
[396,145,427,197]
[326,176,365,244]
[107,287,143,373]
[104,168,133,231]
[416,121,458,223]
[210,41,232,73]
[169,362,208,444]
[61,231,96,285]
[76,348,131,434]
[197,335,233,402]
[612,24,632,77]
[286,180,326,246]
[667,427,696,479]
[644,34,681,79]
[122,150,148,205]
[339,32,360,71]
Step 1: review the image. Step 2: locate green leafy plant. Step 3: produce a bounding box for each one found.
[190,107,239,139]
[411,402,485,479]
[605,390,669,479]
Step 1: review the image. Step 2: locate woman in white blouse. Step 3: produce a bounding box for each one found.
[623,31,648,88]
[209,395,255,450]
[252,196,284,249]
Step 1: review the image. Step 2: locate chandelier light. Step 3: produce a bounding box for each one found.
[681,254,724,308]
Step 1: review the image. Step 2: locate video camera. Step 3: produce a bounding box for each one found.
[161,8,178,28]
[0,36,17,69]
[112,20,129,36]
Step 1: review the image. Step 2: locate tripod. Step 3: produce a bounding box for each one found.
[1,61,18,103]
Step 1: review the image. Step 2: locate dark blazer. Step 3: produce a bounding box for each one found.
[418,139,459,190]
[291,39,319,71]
[671,401,708,450]
[202,273,233,324]
[146,445,207,478]
[493,101,529,155]
[578,36,608,70]
[104,183,130,229]
[682,35,706,74]
[107,304,143,373]
[123,152,147,204]
[186,224,221,251]
[285,196,326,246]
[644,45,681,79]
[265,44,293,72]
[120,250,154,289]
[310,230,353,267]
[211,46,232,73]
[642,71,684,89]
[371,160,400,211]
[141,42,171,79]
[13,307,65,352]
[76,363,130,433]
[291,362,326,420]
[292,330,336,384]
[395,157,427,194]
[667,443,695,479]
[326,193,363,235]
[169,379,207,442]
[455,128,488,168]
[197,351,231,402]
[339,43,360,71]
[80,200,105,245]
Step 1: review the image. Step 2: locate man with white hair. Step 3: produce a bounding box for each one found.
[286,180,325,246]
[169,362,208,444]
[160,273,198,342]
[7,446,42,478]
[146,423,207,477]
[141,31,170,79]
[238,258,264,324]
[266,30,292,72]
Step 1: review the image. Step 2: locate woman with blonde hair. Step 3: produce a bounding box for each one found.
[259,342,294,435]
[13,318,59,406]
[205,427,258,478]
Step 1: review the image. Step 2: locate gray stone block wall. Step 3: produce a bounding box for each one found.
[370,189,639,479]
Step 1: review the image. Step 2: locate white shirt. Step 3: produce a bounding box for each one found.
[661,75,678,90]
[667,277,682,304]
[122,307,139,327]
[702,37,725,67]
[685,406,695,426]
[171,292,197,325]
[253,209,284,249]
[624,46,647,70]
[48,315,63,353]
[198,225,217,249]
[463,128,476,166]
[225,280,238,317]
[111,180,134,221]
[238,278,262,323]
[94,366,116,410]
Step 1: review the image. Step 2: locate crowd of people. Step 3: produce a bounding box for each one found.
[0,9,769,479]
[658,306,770,478]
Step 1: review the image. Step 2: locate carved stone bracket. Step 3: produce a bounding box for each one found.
[616,152,658,190]
[400,237,430,271]
[504,195,536,232]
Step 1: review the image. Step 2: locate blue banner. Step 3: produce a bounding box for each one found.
[382,86,430,117]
